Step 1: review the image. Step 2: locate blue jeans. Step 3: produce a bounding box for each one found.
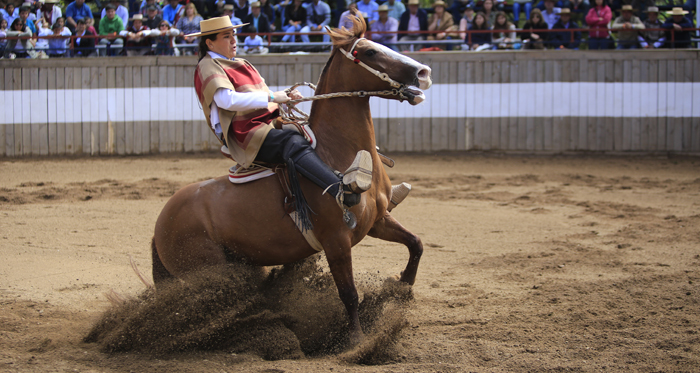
[281,24,311,43]
[512,2,532,21]
[588,37,610,50]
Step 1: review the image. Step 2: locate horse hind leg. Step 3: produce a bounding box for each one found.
[367,212,423,285]
[151,237,174,286]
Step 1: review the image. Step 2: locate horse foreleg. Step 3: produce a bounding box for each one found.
[325,249,363,345]
[368,212,423,285]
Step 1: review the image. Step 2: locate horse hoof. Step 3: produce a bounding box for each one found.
[343,150,373,193]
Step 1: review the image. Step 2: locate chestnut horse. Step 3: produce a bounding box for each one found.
[152,17,431,344]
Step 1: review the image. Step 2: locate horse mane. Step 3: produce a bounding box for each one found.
[327,11,366,50]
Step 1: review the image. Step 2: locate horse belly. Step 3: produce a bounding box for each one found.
[154,178,316,277]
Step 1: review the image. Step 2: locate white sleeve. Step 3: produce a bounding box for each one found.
[213,88,270,112]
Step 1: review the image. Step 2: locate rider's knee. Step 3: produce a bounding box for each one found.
[282,133,312,160]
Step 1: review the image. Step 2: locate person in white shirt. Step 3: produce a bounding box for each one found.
[541,0,560,29]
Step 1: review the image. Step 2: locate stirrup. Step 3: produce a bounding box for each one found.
[342,150,373,193]
[387,182,412,212]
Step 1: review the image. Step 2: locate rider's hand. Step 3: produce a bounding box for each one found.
[287,89,303,100]
[271,91,292,103]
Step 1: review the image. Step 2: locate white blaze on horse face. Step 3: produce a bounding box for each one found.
[368,40,433,91]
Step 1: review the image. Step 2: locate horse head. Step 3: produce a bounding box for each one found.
[327,15,432,105]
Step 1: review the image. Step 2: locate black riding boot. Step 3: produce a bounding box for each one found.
[281,134,362,207]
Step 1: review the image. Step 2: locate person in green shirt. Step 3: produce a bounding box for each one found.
[98,4,124,56]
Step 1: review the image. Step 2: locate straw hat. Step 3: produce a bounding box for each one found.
[250,1,261,7]
[407,0,419,5]
[432,0,446,8]
[130,14,144,21]
[644,6,659,13]
[668,7,688,15]
[558,7,571,14]
[378,4,389,11]
[223,4,233,10]
[185,16,247,37]
[44,0,59,3]
[620,4,634,12]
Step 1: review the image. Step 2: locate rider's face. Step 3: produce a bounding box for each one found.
[208,29,237,59]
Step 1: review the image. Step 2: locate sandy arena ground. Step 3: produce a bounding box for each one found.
[1,153,699,372]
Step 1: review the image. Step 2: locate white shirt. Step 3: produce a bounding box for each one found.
[207,51,270,136]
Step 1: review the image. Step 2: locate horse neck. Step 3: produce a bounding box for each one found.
[308,54,377,165]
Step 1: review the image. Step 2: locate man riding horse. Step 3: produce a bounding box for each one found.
[188,17,372,217]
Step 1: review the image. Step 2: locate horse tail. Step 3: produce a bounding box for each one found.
[151,237,173,286]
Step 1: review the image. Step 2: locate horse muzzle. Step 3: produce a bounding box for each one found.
[406,66,431,105]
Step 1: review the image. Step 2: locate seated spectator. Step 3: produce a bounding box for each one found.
[221,5,243,27]
[242,1,272,35]
[372,4,399,50]
[232,0,250,22]
[458,3,475,39]
[0,18,8,56]
[571,0,589,15]
[34,17,51,52]
[65,0,92,32]
[339,2,360,31]
[258,0,276,31]
[101,0,129,29]
[306,0,331,43]
[481,0,497,26]
[612,4,644,49]
[662,7,693,48]
[585,0,612,49]
[466,11,491,51]
[144,5,163,30]
[551,7,581,49]
[357,0,380,27]
[243,33,269,53]
[85,15,97,35]
[152,20,180,55]
[492,11,517,49]
[72,18,96,56]
[512,0,533,23]
[176,3,203,55]
[38,20,71,57]
[37,0,62,29]
[121,14,152,56]
[521,8,549,49]
[4,18,34,58]
[427,0,457,47]
[281,0,310,43]
[140,0,162,17]
[638,6,664,49]
[541,0,560,29]
[98,4,124,56]
[398,0,428,51]
[1,3,19,26]
[18,5,36,35]
[386,0,406,23]
[161,0,183,26]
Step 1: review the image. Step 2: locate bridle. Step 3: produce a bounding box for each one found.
[284,37,413,106]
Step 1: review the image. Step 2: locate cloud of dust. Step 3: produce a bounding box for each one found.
[84,256,413,364]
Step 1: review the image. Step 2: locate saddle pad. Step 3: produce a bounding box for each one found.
[228,165,275,184]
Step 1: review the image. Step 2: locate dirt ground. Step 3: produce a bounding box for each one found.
[1,153,699,372]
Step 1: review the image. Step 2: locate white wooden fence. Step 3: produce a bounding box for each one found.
[1,50,699,157]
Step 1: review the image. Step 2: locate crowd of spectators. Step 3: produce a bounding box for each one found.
[0,0,696,58]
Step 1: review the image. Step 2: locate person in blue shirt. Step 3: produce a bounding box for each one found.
[306,0,331,42]
[357,0,379,26]
[65,0,93,32]
[162,0,184,25]
[242,1,271,35]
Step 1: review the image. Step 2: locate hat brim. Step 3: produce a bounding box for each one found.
[185,23,248,38]
[669,10,689,14]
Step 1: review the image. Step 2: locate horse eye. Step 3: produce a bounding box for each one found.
[364,49,377,57]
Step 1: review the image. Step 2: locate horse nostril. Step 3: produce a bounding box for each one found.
[417,67,431,80]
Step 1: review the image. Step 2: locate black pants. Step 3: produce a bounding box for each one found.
[256,129,340,195]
